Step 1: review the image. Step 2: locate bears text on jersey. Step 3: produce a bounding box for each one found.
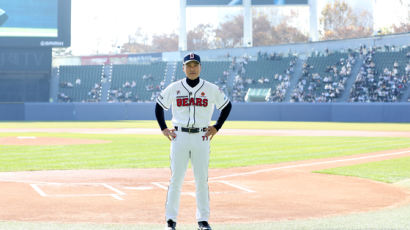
[176,97,208,107]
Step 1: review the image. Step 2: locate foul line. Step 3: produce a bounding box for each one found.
[208,150,410,181]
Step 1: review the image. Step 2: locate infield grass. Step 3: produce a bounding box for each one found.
[0,125,409,171]
[317,156,410,183]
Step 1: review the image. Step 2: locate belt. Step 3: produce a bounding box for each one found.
[175,126,207,133]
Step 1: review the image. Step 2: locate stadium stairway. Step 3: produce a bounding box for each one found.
[99,65,112,102]
[401,84,410,102]
[338,56,364,102]
[284,57,304,102]
[164,62,177,87]
[227,61,240,97]
[50,68,59,102]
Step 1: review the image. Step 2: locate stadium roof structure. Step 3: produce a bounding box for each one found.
[179,0,315,51]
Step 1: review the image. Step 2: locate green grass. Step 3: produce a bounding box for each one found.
[0,131,409,171]
[0,121,158,129]
[0,133,170,171]
[211,135,410,168]
[2,120,410,131]
[223,121,410,131]
[1,120,410,171]
[317,156,410,183]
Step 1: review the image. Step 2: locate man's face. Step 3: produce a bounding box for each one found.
[183,61,201,80]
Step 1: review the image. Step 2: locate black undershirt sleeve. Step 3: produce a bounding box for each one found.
[155,103,168,131]
[213,101,232,131]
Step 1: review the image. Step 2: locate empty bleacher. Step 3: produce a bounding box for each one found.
[173,61,231,86]
[373,46,409,76]
[109,62,166,102]
[57,65,104,102]
[233,55,297,102]
[242,58,294,87]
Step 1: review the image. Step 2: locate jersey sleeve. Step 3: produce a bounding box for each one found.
[156,84,173,110]
[214,85,230,110]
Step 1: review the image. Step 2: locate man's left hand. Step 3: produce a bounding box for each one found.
[205,126,218,140]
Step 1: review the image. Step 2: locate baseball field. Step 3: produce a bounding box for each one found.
[0,121,410,230]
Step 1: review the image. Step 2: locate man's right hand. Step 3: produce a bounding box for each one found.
[162,128,176,141]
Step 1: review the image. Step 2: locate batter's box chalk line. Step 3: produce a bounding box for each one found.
[151,180,255,197]
[29,182,126,201]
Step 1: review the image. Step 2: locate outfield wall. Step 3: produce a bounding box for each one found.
[0,103,409,122]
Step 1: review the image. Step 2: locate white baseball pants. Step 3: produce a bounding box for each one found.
[165,129,210,222]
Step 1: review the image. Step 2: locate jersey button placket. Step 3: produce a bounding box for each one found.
[188,93,195,128]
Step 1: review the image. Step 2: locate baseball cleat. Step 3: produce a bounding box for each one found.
[198,221,212,230]
[166,219,176,230]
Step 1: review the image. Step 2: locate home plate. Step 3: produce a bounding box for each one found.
[123,186,153,190]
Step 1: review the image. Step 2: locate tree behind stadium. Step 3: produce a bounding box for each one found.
[320,0,373,40]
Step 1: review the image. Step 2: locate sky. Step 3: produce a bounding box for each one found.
[70,0,409,56]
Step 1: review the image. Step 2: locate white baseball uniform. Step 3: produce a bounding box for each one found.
[156,77,230,222]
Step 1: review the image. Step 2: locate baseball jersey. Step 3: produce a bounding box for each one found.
[156,78,229,128]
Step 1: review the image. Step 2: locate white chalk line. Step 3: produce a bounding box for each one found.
[123,186,154,190]
[221,140,408,160]
[111,194,124,200]
[397,178,410,183]
[28,182,126,201]
[395,178,410,186]
[102,183,126,195]
[17,136,37,139]
[151,182,168,190]
[151,180,255,197]
[30,184,47,197]
[208,150,410,180]
[218,180,256,193]
[152,182,196,197]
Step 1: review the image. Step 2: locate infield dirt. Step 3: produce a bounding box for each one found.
[0,128,409,224]
[0,148,409,224]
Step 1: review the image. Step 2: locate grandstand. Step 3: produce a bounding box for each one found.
[349,46,409,102]
[57,65,104,102]
[52,44,409,104]
[47,32,410,105]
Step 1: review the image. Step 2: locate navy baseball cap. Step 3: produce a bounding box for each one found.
[183,53,201,65]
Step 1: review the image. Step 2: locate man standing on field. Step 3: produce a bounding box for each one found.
[155,53,232,230]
